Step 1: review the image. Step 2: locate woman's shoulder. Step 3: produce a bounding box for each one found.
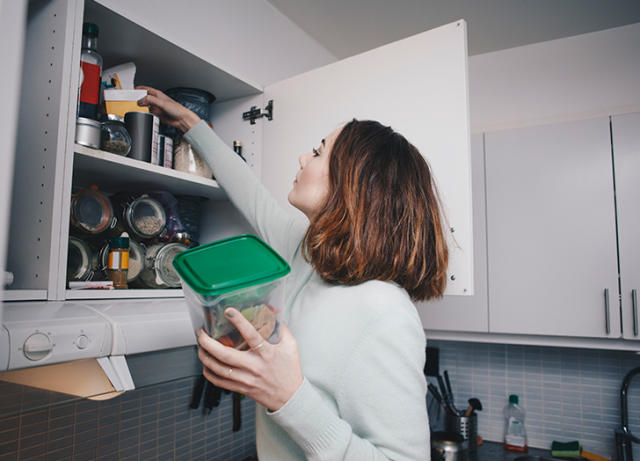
[328,279,422,328]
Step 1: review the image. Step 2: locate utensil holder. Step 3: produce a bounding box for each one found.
[446,413,478,461]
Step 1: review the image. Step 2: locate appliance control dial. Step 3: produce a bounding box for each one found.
[76,334,89,349]
[23,332,53,361]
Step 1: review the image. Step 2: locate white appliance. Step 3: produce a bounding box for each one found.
[0,299,196,397]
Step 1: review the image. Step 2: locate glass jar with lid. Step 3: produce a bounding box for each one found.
[113,193,167,240]
[67,236,95,282]
[101,119,131,156]
[99,238,144,284]
[138,242,188,288]
[70,185,116,234]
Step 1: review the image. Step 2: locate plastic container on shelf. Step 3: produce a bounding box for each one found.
[100,119,131,156]
[70,185,116,234]
[99,238,144,284]
[112,193,167,240]
[67,236,95,282]
[173,136,213,179]
[172,234,290,349]
[161,87,215,139]
[137,242,188,289]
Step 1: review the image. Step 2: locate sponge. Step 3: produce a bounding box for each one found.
[551,440,581,458]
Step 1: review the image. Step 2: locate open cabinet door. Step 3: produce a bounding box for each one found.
[262,20,472,295]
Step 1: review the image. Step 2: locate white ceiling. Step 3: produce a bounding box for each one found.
[266,0,640,58]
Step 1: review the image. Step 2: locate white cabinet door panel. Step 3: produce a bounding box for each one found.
[262,21,473,295]
[612,112,640,341]
[486,117,619,337]
[419,134,488,331]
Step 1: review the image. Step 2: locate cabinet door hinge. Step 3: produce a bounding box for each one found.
[242,100,273,125]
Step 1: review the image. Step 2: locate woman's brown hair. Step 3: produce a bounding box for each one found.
[303,119,448,301]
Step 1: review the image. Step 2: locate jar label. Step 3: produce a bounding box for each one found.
[109,251,129,270]
[80,61,100,104]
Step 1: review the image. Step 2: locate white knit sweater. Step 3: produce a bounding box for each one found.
[185,120,430,461]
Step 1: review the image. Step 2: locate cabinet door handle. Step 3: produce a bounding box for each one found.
[633,289,638,337]
[604,288,611,335]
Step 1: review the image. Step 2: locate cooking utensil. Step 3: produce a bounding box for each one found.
[431,431,467,461]
[232,392,242,432]
[444,370,455,407]
[437,375,452,410]
[189,375,206,409]
[464,397,483,417]
[428,383,444,405]
[203,381,221,414]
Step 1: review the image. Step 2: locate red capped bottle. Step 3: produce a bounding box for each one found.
[78,22,102,120]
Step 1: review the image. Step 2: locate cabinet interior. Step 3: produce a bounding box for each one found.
[6,0,258,301]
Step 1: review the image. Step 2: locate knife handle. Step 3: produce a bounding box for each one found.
[444,370,454,404]
[232,392,242,432]
[189,375,206,409]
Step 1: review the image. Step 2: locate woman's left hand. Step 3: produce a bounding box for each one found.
[197,308,304,412]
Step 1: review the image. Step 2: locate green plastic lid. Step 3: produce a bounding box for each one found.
[509,394,519,404]
[172,234,290,296]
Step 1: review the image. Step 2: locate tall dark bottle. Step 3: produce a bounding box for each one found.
[78,23,102,120]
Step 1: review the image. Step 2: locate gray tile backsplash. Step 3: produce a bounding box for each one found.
[0,377,256,460]
[429,340,640,459]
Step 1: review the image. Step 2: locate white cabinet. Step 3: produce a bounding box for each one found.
[612,112,640,341]
[0,0,28,310]
[2,0,473,369]
[485,117,620,338]
[418,134,488,332]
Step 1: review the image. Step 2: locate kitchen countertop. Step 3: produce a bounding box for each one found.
[476,441,552,461]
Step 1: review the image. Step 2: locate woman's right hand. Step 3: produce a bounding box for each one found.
[136,86,201,133]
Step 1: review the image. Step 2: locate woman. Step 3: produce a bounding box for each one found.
[139,87,448,461]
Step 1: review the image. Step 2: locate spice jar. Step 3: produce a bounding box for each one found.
[173,136,213,179]
[101,119,131,156]
[107,233,129,289]
[100,238,144,284]
[70,185,116,234]
[113,193,167,240]
[67,236,95,282]
[138,242,188,288]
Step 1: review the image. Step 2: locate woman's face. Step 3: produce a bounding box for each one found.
[288,126,342,218]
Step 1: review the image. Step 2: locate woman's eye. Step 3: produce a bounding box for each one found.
[312,148,320,157]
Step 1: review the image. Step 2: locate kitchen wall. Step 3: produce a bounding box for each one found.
[429,339,640,459]
[0,376,257,461]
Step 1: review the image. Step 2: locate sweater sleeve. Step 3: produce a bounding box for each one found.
[268,310,430,461]
[183,120,307,261]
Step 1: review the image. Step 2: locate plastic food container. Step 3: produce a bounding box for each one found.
[173,234,290,349]
[103,89,149,118]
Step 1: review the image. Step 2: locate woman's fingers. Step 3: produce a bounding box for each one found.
[197,328,259,368]
[224,308,268,352]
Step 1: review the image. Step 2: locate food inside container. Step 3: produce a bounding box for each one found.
[173,136,213,179]
[67,236,95,282]
[112,193,167,240]
[101,119,131,156]
[173,234,290,349]
[70,185,116,234]
[99,238,144,283]
[138,242,187,288]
